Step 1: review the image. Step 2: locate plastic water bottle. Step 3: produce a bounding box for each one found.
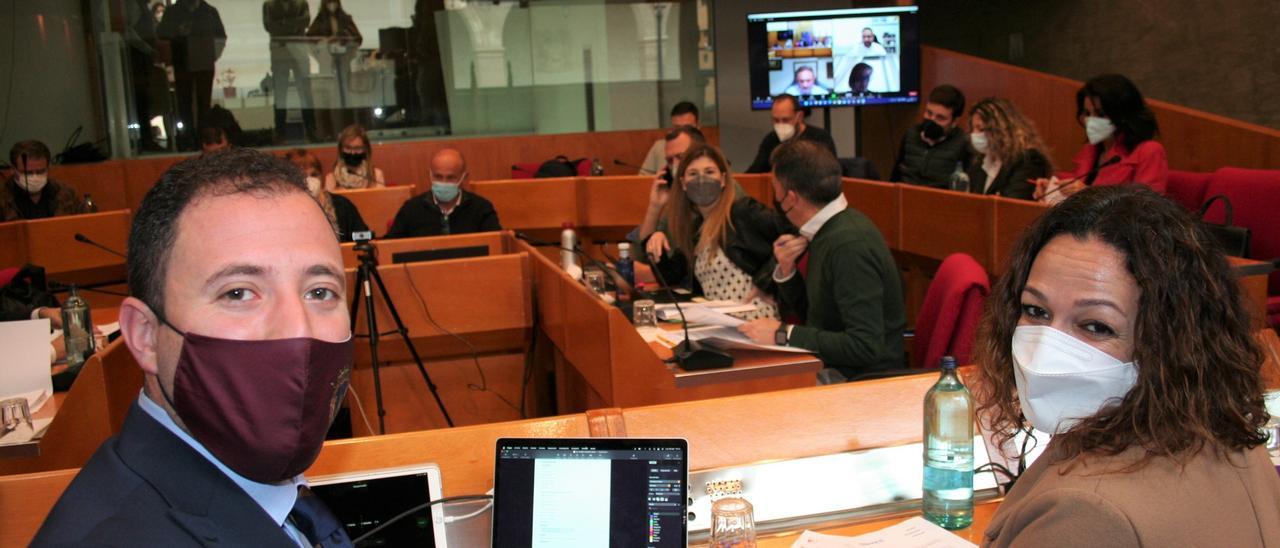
[948,162,970,192]
[615,242,635,289]
[590,158,605,176]
[82,193,98,213]
[923,355,974,529]
[61,284,95,372]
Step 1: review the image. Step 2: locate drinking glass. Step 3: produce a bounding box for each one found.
[632,299,657,329]
[709,497,756,548]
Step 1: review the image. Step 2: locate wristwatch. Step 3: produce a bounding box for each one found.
[774,324,789,346]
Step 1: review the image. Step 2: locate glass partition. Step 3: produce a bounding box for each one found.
[90,0,717,156]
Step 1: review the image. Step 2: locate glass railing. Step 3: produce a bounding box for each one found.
[87,0,717,156]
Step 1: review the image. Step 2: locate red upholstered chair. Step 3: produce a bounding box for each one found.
[1166,170,1212,211]
[0,267,19,288]
[912,253,990,369]
[510,159,594,179]
[1199,167,1280,328]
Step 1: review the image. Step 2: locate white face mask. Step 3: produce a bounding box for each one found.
[969,131,989,154]
[774,122,796,142]
[1085,116,1116,145]
[21,173,48,195]
[1012,325,1137,434]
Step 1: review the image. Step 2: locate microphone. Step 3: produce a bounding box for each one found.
[513,232,636,297]
[49,280,129,297]
[645,250,734,371]
[613,158,655,175]
[1038,156,1121,201]
[74,233,126,258]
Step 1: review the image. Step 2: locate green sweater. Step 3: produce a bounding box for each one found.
[780,208,906,377]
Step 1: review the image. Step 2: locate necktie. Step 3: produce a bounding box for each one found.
[288,485,354,547]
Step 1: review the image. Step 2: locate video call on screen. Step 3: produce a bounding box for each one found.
[746,7,921,110]
[495,447,687,548]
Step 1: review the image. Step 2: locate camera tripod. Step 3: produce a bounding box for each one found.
[349,242,453,433]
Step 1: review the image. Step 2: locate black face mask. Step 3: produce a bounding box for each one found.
[921,119,947,141]
[340,151,366,167]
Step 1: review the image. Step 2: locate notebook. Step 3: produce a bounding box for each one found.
[493,438,689,547]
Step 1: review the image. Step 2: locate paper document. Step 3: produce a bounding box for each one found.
[0,417,53,446]
[0,319,55,411]
[666,325,814,354]
[792,517,978,547]
[655,304,746,327]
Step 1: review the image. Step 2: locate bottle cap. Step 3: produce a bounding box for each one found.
[618,242,630,250]
[939,355,958,370]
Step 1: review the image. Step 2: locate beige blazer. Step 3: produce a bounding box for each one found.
[984,442,1280,547]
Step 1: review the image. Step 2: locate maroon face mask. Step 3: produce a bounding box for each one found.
[158,321,353,484]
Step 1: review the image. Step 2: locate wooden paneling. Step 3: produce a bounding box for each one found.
[330,185,411,236]
[0,221,29,267]
[0,469,79,547]
[843,178,902,248]
[49,161,128,211]
[121,155,184,212]
[372,231,510,262]
[992,198,1049,274]
[367,141,423,191]
[578,176,651,228]
[733,173,776,205]
[559,272,615,403]
[472,177,579,230]
[307,413,592,497]
[24,210,130,285]
[898,186,996,272]
[621,372,937,472]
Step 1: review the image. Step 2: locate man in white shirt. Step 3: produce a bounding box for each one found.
[783,66,830,96]
[638,101,701,175]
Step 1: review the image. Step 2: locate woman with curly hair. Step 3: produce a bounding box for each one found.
[964,97,1052,200]
[973,184,1280,546]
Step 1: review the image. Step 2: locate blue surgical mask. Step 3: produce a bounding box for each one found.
[1084,116,1116,145]
[431,181,460,202]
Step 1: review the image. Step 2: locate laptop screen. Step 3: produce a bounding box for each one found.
[493,438,688,547]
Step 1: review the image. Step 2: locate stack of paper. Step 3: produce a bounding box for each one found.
[792,517,978,547]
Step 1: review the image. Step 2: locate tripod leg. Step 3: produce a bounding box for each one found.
[357,264,388,434]
[368,266,455,427]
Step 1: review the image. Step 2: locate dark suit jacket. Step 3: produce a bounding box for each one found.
[33,403,299,547]
[648,195,791,294]
[965,149,1050,200]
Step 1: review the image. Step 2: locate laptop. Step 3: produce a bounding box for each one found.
[493,438,689,547]
[308,463,448,547]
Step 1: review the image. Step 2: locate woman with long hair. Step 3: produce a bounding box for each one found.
[284,148,368,241]
[965,97,1052,200]
[324,124,385,191]
[974,184,1280,546]
[1034,74,1168,203]
[644,145,788,321]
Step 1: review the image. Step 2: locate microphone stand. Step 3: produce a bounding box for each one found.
[74,233,127,258]
[645,251,734,371]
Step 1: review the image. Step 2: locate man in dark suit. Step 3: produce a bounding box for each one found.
[385,148,502,238]
[34,149,354,546]
[738,140,906,383]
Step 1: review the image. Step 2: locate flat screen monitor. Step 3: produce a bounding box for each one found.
[391,245,490,264]
[492,438,689,548]
[746,6,920,110]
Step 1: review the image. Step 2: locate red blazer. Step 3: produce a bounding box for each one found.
[1063,139,1169,195]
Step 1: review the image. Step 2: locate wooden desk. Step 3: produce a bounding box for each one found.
[330,186,411,236]
[22,210,130,287]
[516,238,825,413]
[0,339,142,476]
